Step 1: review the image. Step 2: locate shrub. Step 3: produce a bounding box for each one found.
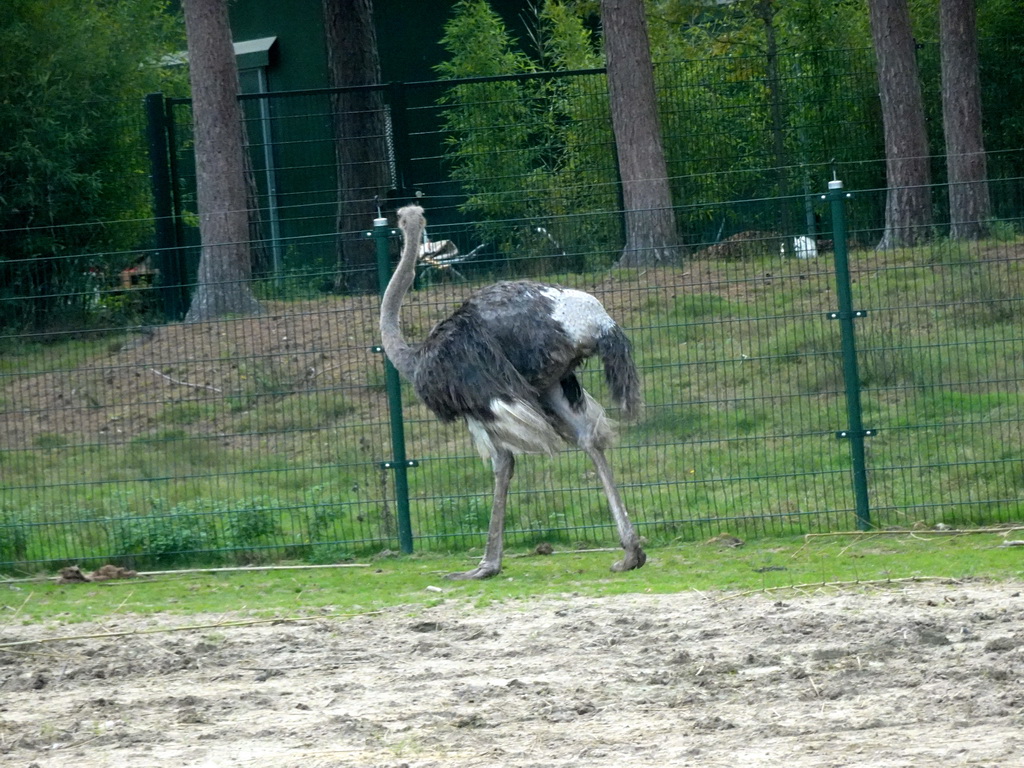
[0,510,29,565]
[108,504,215,569]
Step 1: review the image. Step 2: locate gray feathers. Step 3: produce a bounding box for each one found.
[411,280,640,455]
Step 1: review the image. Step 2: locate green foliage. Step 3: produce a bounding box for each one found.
[106,497,280,569]
[223,501,279,563]
[0,510,29,564]
[434,495,492,537]
[437,0,537,79]
[652,1,883,237]
[977,0,1024,188]
[433,0,1023,249]
[987,219,1019,243]
[437,1,620,272]
[304,544,355,565]
[157,403,213,426]
[108,501,217,569]
[433,0,888,254]
[0,0,186,332]
[32,433,70,450]
[91,287,163,328]
[436,1,547,261]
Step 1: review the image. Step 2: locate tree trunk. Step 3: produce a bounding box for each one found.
[868,0,932,250]
[181,0,262,322]
[755,0,792,238]
[600,0,679,268]
[940,0,990,240]
[324,0,391,294]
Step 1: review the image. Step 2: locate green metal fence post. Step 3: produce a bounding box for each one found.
[825,178,873,531]
[371,214,416,554]
[144,92,187,321]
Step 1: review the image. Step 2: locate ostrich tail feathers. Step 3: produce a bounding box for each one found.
[596,325,643,421]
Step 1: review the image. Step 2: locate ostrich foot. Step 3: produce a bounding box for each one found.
[611,547,647,572]
[445,563,501,581]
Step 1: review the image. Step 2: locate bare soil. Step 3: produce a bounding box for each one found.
[2,579,1022,767]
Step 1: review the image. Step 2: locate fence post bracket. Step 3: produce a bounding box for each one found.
[826,310,868,320]
[380,460,419,470]
[836,429,877,439]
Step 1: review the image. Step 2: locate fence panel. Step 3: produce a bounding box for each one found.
[2,50,1023,574]
[842,183,1024,529]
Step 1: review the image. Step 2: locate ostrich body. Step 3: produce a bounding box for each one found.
[381,205,646,580]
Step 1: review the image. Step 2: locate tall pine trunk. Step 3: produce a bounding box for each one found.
[324,0,391,293]
[182,0,262,322]
[601,0,679,267]
[868,0,933,250]
[756,0,792,238]
[940,0,990,240]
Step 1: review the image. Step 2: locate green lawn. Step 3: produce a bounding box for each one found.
[3,533,1021,625]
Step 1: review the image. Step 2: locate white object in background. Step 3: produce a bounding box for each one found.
[781,235,818,259]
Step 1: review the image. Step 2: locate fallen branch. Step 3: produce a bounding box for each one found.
[132,562,371,578]
[0,562,371,585]
[503,546,620,559]
[797,528,1024,558]
[307,362,343,380]
[150,367,223,393]
[804,526,1024,539]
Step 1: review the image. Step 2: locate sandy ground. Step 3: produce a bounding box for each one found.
[1,579,1022,768]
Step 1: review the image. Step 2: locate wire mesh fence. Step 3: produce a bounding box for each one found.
[2,49,1023,574]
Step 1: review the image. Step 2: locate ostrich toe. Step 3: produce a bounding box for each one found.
[611,547,646,572]
[445,564,502,581]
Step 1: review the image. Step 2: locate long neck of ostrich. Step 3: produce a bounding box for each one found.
[379,207,425,381]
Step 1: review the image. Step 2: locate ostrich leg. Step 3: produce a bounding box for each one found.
[446,448,515,580]
[542,385,646,572]
[582,445,646,572]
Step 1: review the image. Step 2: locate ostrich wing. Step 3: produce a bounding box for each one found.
[411,308,541,424]
[412,310,567,457]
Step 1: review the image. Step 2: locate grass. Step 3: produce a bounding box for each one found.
[2,533,1021,625]
[2,234,1024,570]
[0,335,113,376]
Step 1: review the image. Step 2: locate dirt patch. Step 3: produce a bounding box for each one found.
[2,296,387,451]
[2,579,1021,766]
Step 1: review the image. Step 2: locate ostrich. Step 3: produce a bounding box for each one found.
[380,205,646,580]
